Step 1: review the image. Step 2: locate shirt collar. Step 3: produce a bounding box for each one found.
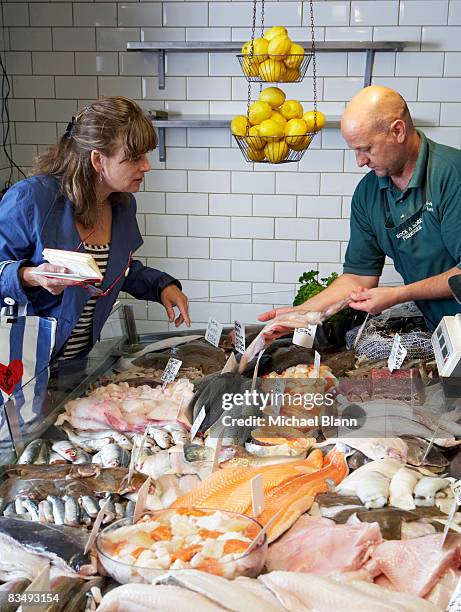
[377,129,427,191]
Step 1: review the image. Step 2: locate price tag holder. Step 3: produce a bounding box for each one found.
[272,378,285,417]
[133,476,152,524]
[313,350,321,379]
[293,325,317,349]
[251,474,264,517]
[388,333,407,372]
[20,564,51,612]
[161,357,182,387]
[234,320,246,355]
[441,498,458,549]
[190,405,206,441]
[205,318,223,347]
[221,352,238,374]
[85,499,110,554]
[448,577,461,611]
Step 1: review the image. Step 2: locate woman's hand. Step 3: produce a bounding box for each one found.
[160,284,191,327]
[20,264,79,296]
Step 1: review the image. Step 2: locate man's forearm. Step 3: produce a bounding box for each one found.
[396,267,461,303]
[301,273,379,311]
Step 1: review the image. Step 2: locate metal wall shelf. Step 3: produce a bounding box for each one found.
[153,115,341,161]
[127,41,405,89]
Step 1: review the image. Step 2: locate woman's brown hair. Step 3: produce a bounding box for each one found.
[31,96,157,228]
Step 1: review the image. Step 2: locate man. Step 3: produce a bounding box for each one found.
[260,85,461,333]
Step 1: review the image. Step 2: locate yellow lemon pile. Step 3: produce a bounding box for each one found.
[241,26,306,82]
[231,87,326,163]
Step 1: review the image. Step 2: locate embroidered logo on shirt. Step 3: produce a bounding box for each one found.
[396,217,423,241]
[424,201,434,212]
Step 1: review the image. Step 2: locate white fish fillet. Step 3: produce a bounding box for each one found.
[153,570,283,612]
[389,467,421,511]
[355,472,390,509]
[259,571,440,612]
[414,477,450,507]
[96,584,223,612]
[337,459,402,495]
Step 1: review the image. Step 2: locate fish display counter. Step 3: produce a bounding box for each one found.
[0,298,461,611]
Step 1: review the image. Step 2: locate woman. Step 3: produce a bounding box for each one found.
[0,96,190,360]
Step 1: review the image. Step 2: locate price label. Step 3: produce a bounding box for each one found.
[190,405,206,441]
[293,325,317,349]
[448,577,461,611]
[161,357,182,385]
[21,564,51,612]
[234,320,246,355]
[388,334,407,372]
[313,351,321,379]
[205,318,223,347]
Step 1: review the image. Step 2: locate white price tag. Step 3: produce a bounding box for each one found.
[293,325,317,349]
[251,474,264,517]
[21,564,51,612]
[205,318,223,347]
[190,406,206,441]
[388,333,407,372]
[448,577,461,612]
[313,351,321,379]
[234,320,246,354]
[161,357,182,385]
[272,378,285,417]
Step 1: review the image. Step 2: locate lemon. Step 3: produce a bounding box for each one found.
[284,67,300,82]
[288,135,312,151]
[242,41,252,55]
[247,125,265,150]
[303,110,326,131]
[231,115,249,136]
[285,43,305,69]
[259,86,286,109]
[242,57,260,77]
[258,58,287,82]
[247,147,266,162]
[280,99,304,120]
[248,100,273,125]
[264,26,288,41]
[268,35,292,59]
[271,110,287,127]
[258,119,285,140]
[285,118,308,145]
[264,139,289,163]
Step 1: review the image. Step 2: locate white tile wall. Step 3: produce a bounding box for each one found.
[5,0,461,330]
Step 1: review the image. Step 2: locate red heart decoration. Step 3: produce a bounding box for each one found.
[0,360,24,395]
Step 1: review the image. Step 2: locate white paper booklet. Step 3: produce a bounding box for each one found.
[40,248,103,281]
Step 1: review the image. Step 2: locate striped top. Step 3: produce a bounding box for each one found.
[61,242,110,360]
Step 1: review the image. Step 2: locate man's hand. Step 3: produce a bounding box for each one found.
[349,286,401,315]
[160,284,191,327]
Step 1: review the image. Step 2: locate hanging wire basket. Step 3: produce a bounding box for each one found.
[237,53,314,83]
[233,132,318,164]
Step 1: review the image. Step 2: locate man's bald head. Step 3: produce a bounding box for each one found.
[341,86,420,180]
[341,85,414,136]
